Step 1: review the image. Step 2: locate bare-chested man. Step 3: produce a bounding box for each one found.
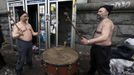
[81,5,114,75]
[12,10,39,75]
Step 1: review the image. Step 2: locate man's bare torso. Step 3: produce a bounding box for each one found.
[94,18,114,46]
[16,22,33,41]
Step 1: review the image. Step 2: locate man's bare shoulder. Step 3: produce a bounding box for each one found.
[27,23,32,27]
[12,22,19,28]
[102,18,115,30]
[27,23,33,29]
[102,18,114,25]
[15,22,21,27]
[15,22,18,25]
[102,18,111,22]
[16,21,21,24]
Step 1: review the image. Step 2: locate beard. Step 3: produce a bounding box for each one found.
[97,15,102,20]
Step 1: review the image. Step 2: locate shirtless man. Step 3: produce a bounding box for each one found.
[81,5,114,75]
[12,10,39,75]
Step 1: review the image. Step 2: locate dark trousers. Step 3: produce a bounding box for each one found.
[88,45,111,75]
[16,39,32,73]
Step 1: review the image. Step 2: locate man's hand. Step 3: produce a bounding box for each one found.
[17,30,23,36]
[80,37,89,45]
[38,30,41,35]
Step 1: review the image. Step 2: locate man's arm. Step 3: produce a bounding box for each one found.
[12,25,23,39]
[81,21,112,45]
[29,24,39,36]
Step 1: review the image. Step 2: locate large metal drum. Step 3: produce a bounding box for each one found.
[42,46,79,75]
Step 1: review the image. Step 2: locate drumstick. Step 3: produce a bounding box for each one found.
[64,12,86,39]
[7,11,21,31]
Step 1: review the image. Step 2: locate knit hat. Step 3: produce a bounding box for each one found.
[100,5,114,15]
